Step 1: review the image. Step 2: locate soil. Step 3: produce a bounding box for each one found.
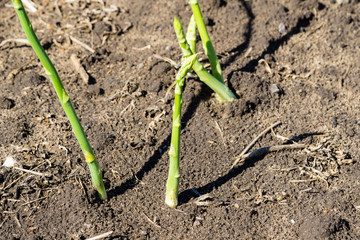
[0,0,359,239]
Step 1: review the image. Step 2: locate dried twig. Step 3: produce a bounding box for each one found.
[289,179,317,183]
[271,128,290,142]
[243,47,253,58]
[20,196,48,206]
[153,54,180,69]
[3,156,44,176]
[243,144,306,160]
[3,162,46,191]
[69,36,95,53]
[76,175,90,203]
[86,231,114,240]
[13,214,22,228]
[119,100,135,115]
[22,0,37,13]
[0,38,30,48]
[6,62,37,82]
[232,144,307,168]
[54,0,62,17]
[12,167,44,176]
[133,45,151,51]
[193,194,215,206]
[231,121,282,168]
[142,213,161,229]
[259,59,272,74]
[158,81,176,104]
[214,120,225,147]
[70,54,90,84]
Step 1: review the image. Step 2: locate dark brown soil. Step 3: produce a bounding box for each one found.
[1,0,359,239]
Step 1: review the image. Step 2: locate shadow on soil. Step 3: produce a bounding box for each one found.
[178,153,266,205]
[240,12,314,73]
[222,0,254,70]
[107,84,210,199]
[178,132,323,205]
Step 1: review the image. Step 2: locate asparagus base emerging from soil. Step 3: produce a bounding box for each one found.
[165,54,197,208]
[174,17,236,102]
[189,0,224,83]
[12,0,107,200]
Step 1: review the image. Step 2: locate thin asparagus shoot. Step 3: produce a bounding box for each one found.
[174,17,236,102]
[189,0,224,84]
[165,54,198,208]
[186,15,197,54]
[11,0,107,200]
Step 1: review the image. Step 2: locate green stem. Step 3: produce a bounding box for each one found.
[165,54,197,208]
[12,0,107,200]
[174,17,236,102]
[186,15,197,54]
[190,0,224,83]
[192,61,235,102]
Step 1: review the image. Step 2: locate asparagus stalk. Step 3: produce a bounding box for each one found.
[174,17,236,102]
[186,15,197,54]
[189,0,224,84]
[165,54,198,208]
[11,0,107,200]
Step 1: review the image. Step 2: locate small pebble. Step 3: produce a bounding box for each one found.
[270,84,280,95]
[140,230,147,236]
[335,134,342,140]
[165,45,173,51]
[193,220,201,227]
[278,22,286,35]
[3,156,17,167]
[332,116,338,127]
[83,223,91,229]
[346,128,356,137]
[0,97,15,109]
[337,0,350,3]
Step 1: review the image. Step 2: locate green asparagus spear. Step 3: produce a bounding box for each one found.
[12,0,107,200]
[165,54,198,208]
[174,17,236,102]
[186,15,197,54]
[189,0,224,84]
